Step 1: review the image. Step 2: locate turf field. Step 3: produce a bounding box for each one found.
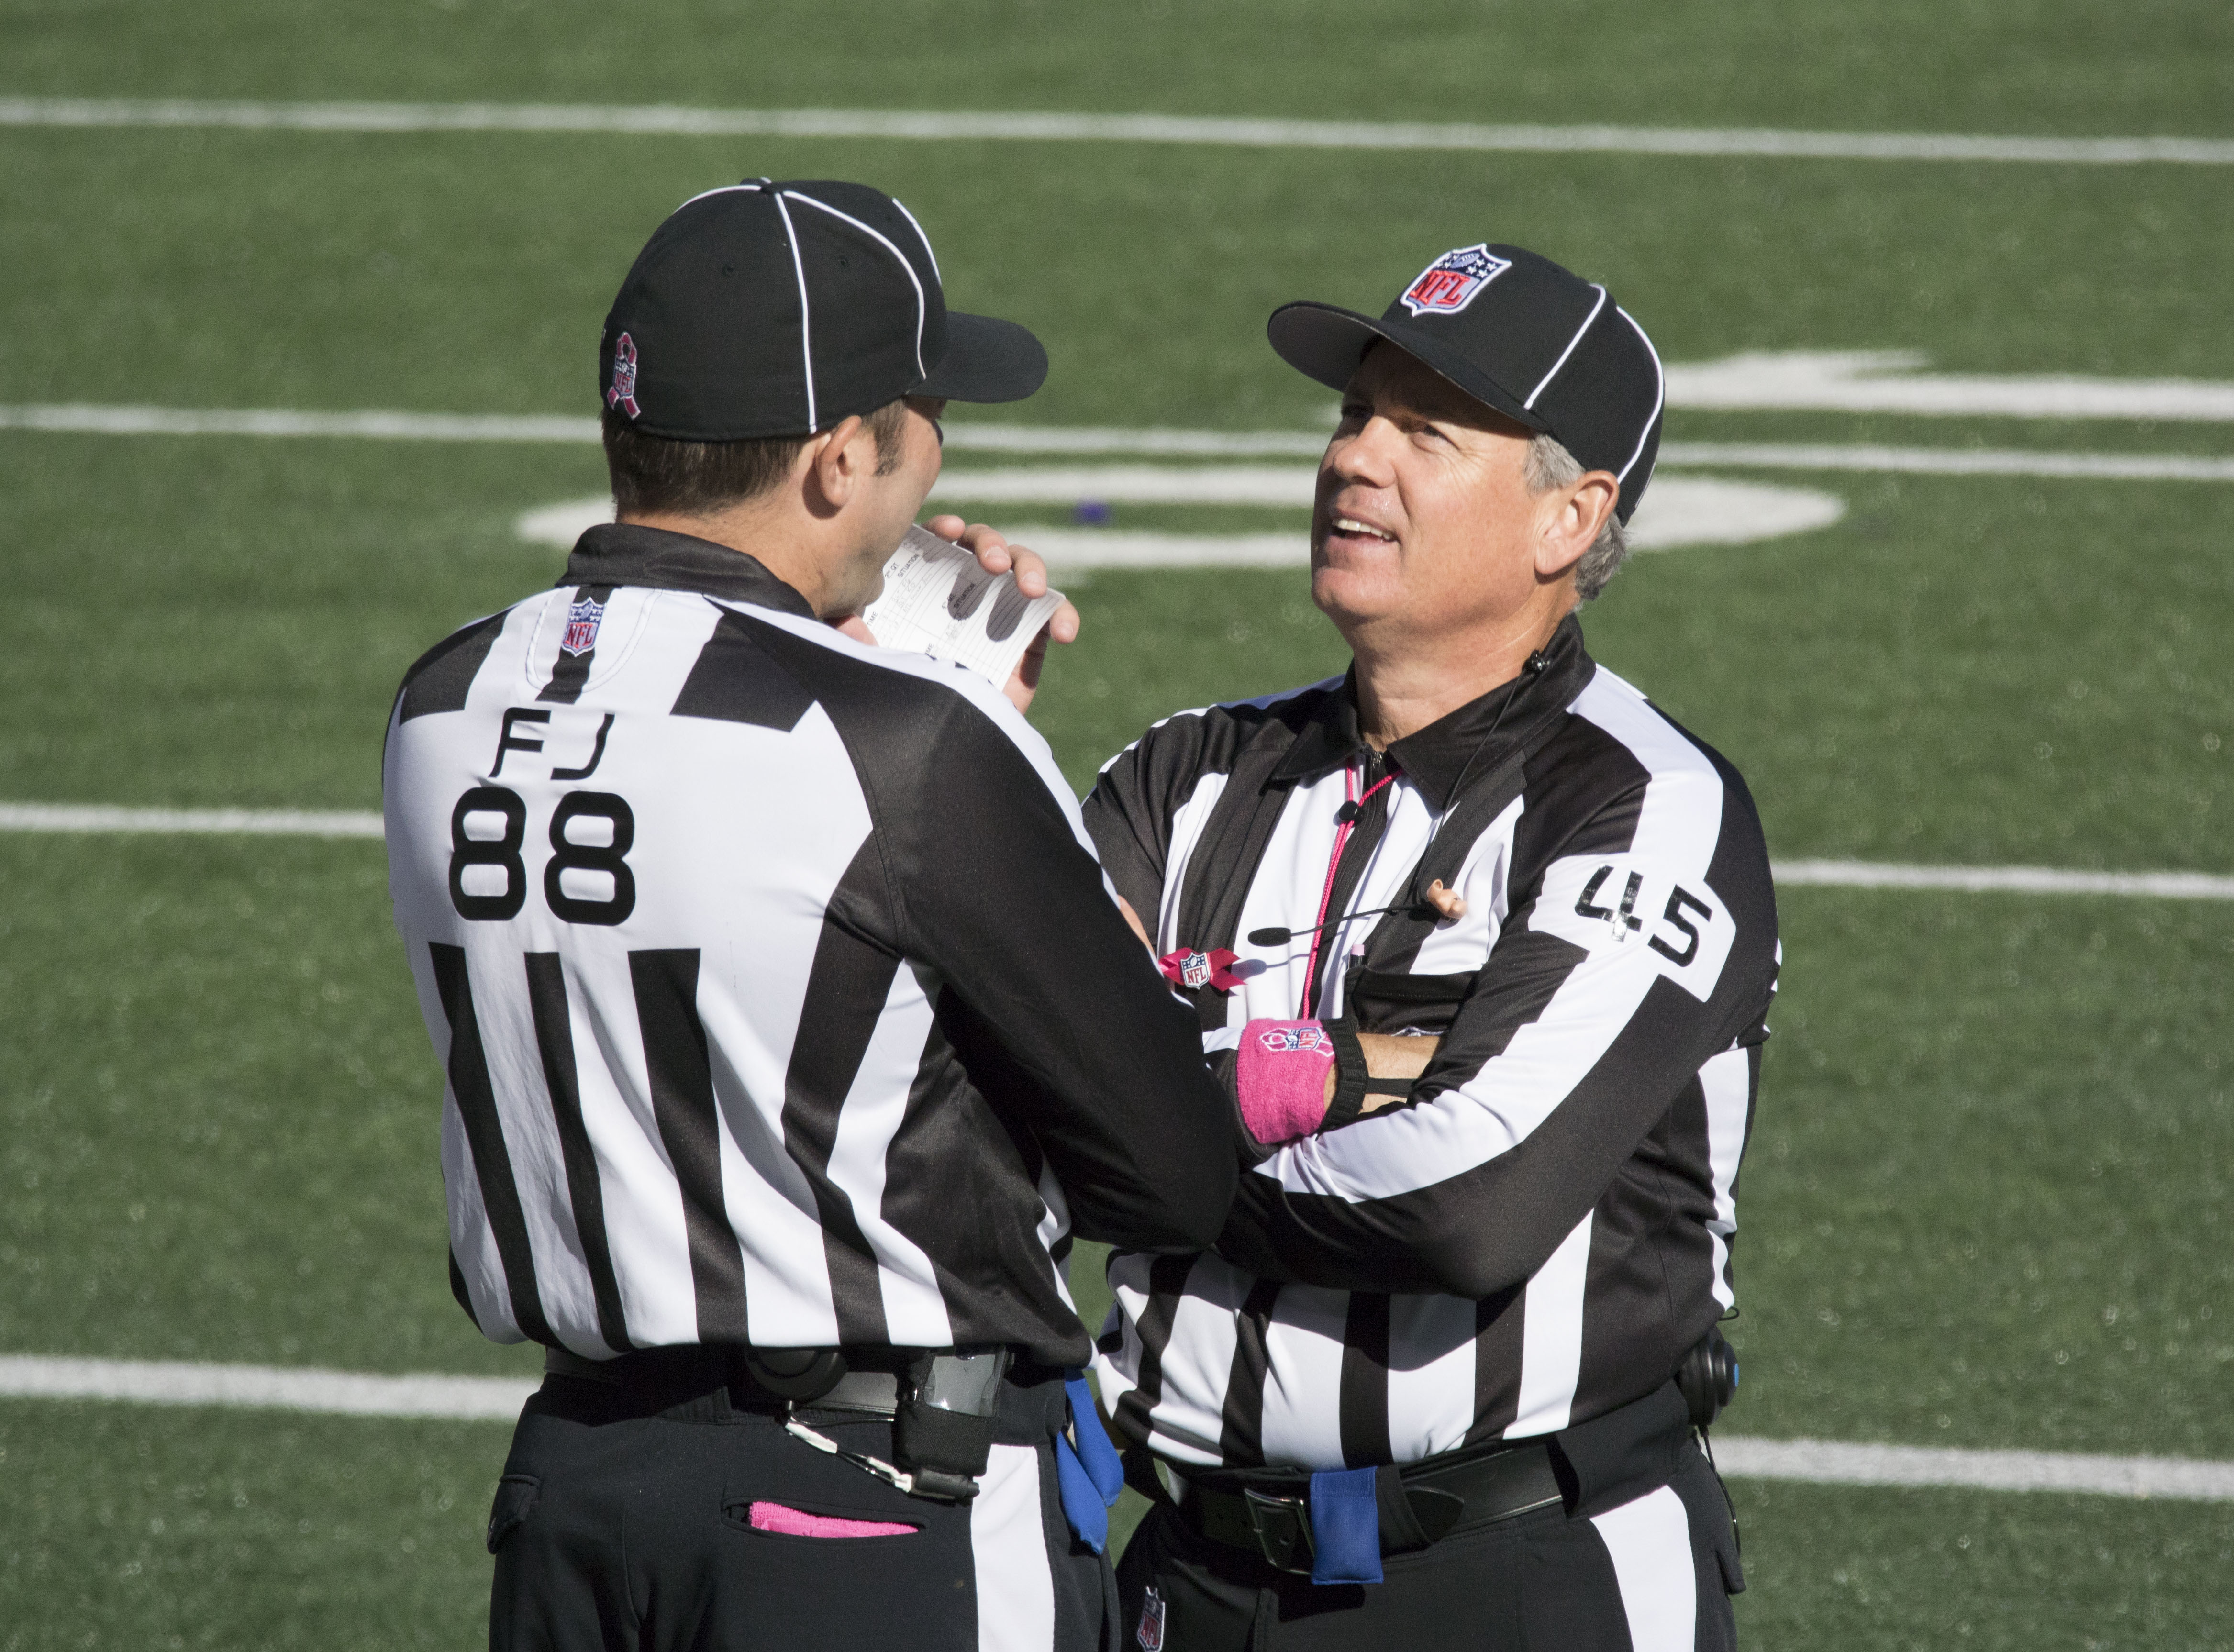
[3,3,2232,1646]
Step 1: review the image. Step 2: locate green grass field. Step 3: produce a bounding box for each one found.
[3,2,2231,1646]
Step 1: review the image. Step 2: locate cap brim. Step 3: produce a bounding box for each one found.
[1267,302,1546,435]
[914,312,1048,403]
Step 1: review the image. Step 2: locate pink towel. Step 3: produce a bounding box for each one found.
[1235,1020,1336,1144]
[747,1501,916,1538]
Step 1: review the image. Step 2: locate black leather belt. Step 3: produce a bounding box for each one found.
[543,1344,903,1416]
[1181,1441,1565,1573]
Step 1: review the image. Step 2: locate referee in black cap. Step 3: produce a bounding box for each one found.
[1080,244,1777,1650]
[381,179,1240,1652]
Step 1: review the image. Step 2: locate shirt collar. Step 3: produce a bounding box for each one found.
[1270,613,1596,810]
[557,522,818,620]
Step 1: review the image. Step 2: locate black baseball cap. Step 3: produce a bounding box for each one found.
[1268,244,1665,522]
[599,178,1047,441]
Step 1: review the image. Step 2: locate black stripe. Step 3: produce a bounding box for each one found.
[538,584,612,705]
[447,1249,482,1330]
[524,953,635,1353]
[427,943,555,1345]
[1337,1292,1394,1466]
[398,613,506,723]
[779,839,903,1347]
[671,610,818,731]
[1111,1253,1198,1449]
[628,948,749,1344]
[1215,1278,1283,1466]
[1463,1283,1527,1445]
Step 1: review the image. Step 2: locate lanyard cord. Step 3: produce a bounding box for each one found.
[1301,761,1397,1017]
[1295,649,1552,1020]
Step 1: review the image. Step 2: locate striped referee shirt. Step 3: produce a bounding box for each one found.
[383,524,1235,1369]
[1084,615,1779,1470]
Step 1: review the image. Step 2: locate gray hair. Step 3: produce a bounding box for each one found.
[1523,433,1629,601]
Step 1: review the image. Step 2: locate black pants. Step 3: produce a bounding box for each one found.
[1114,1447,1742,1652]
[489,1369,1116,1652]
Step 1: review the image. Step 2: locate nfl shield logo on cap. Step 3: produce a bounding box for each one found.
[1399,244,1513,317]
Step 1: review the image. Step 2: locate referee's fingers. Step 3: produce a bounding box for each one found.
[923,514,1079,643]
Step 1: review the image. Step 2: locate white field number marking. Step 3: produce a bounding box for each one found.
[512,473,1845,565]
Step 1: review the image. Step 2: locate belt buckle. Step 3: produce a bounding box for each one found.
[1242,1489,1315,1575]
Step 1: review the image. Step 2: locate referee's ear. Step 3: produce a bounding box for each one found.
[801,414,874,516]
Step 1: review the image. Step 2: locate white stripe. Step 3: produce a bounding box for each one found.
[1699,1047,1752,1312]
[783,190,927,380]
[670,179,766,214]
[5,1353,2230,1501]
[970,1442,1056,1652]
[1508,1212,1592,1438]
[1254,1283,1352,1469]
[823,968,957,1346]
[1152,771,1233,949]
[0,1354,533,1418]
[890,198,942,284]
[770,193,817,430]
[5,98,2232,165]
[1613,305,1666,485]
[1524,284,1608,410]
[1142,1256,1253,1466]
[1590,1484,1698,1652]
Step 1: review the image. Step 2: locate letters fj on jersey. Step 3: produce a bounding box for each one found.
[1399,244,1512,317]
[1529,854,1734,1001]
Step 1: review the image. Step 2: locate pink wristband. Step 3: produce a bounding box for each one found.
[1235,1020,1338,1145]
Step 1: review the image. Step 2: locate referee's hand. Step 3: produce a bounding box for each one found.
[923,515,1082,714]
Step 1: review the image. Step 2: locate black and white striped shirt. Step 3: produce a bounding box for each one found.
[383,524,1234,1369]
[1084,616,1778,1469]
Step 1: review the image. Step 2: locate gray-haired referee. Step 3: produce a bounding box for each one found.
[383,179,1236,1652]
[1087,245,1778,1650]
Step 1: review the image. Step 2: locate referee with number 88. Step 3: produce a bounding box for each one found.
[381,178,1239,1651]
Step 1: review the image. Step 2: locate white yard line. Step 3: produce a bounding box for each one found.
[1666,351,2234,422]
[0,403,600,442]
[0,1353,2225,1499]
[1773,860,2234,898]
[0,1354,533,1420]
[1661,442,2234,482]
[3,97,2231,166]
[0,802,385,837]
[10,405,2234,481]
[522,475,1847,555]
[3,804,2230,899]
[1711,1435,2234,1502]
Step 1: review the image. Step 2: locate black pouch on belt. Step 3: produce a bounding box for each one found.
[892,1348,1012,1503]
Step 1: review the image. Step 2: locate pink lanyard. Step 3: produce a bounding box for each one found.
[1301,762,1398,1017]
